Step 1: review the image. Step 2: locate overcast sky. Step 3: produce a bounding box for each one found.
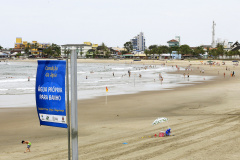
[0,0,239,48]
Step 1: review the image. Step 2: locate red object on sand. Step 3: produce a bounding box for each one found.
[159,132,165,137]
[154,134,157,137]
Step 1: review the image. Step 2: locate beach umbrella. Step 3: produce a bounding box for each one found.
[152,117,168,125]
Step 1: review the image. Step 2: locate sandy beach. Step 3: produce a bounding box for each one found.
[1,59,240,160]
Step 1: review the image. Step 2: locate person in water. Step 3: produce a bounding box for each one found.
[22,140,31,153]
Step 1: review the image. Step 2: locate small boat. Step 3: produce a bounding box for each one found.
[133,59,141,61]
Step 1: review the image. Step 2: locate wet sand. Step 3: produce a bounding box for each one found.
[1,59,240,160]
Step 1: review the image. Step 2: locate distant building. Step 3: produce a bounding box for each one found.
[111,47,125,52]
[61,44,92,57]
[159,53,181,60]
[13,37,51,55]
[230,41,240,51]
[167,39,179,47]
[175,36,181,45]
[84,42,98,50]
[130,32,146,51]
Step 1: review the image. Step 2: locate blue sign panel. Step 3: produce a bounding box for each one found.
[35,60,67,128]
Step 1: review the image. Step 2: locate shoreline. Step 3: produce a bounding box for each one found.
[0,69,216,109]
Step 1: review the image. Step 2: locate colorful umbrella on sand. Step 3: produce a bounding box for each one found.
[152,117,168,125]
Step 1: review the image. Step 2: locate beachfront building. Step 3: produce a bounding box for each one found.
[84,42,99,50]
[130,32,146,51]
[0,52,9,59]
[12,37,51,56]
[159,53,181,59]
[167,39,179,47]
[167,36,180,47]
[61,44,92,58]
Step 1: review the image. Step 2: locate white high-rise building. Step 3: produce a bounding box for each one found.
[130,32,146,51]
[175,36,180,45]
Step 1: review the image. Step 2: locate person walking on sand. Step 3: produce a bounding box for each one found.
[22,140,31,153]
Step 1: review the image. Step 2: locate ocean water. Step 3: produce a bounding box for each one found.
[0,61,214,108]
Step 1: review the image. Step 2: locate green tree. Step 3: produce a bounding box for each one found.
[170,46,179,52]
[216,44,224,57]
[144,49,151,58]
[86,49,94,58]
[148,45,158,50]
[80,51,83,57]
[34,43,38,50]
[124,41,133,53]
[156,46,164,59]
[24,43,31,56]
[227,50,239,57]
[16,53,22,56]
[0,45,3,50]
[150,45,158,58]
[161,45,169,54]
[64,48,71,57]
[209,48,217,58]
[51,43,61,57]
[192,46,204,57]
[95,49,100,58]
[97,42,108,58]
[206,47,210,55]
[179,45,191,55]
[33,43,38,57]
[121,50,128,55]
[105,50,110,58]
[43,47,53,57]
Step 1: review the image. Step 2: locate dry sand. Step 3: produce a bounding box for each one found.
[0,59,240,160]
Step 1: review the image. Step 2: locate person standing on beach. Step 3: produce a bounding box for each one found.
[22,140,31,153]
[128,71,131,77]
[188,73,189,78]
[160,76,163,84]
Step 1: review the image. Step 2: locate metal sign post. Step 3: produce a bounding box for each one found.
[66,51,71,160]
[71,49,78,160]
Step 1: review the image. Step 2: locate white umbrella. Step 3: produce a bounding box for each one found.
[152,117,168,125]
